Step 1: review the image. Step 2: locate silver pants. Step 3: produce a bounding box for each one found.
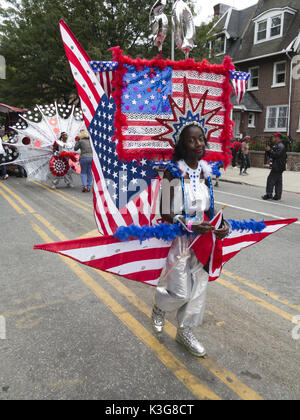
[50,171,73,186]
[155,236,209,329]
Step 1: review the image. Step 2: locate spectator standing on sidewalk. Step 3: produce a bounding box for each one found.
[74,130,93,192]
[231,141,241,168]
[262,133,287,201]
[239,136,251,176]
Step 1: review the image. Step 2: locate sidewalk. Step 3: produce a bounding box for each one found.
[219,166,300,194]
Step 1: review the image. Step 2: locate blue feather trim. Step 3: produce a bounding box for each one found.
[114,223,194,243]
[150,161,182,178]
[114,219,266,243]
[207,176,214,220]
[227,219,265,233]
[208,161,223,178]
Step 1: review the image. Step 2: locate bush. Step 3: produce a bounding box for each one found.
[291,142,300,153]
[249,138,267,151]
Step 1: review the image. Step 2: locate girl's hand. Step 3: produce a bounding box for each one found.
[191,221,214,235]
[213,223,230,240]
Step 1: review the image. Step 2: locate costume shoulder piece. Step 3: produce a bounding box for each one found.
[152,159,212,180]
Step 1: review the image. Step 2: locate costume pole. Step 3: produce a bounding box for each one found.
[171,0,175,60]
[161,248,190,282]
[161,208,226,282]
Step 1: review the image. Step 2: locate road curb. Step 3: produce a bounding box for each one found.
[219,178,298,194]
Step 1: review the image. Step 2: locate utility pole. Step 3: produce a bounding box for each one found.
[0,55,6,80]
[171,0,175,60]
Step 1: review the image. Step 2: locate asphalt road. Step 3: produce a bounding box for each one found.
[0,175,299,401]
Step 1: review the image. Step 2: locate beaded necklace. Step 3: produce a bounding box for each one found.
[180,160,214,221]
[182,161,202,194]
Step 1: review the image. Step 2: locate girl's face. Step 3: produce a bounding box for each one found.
[62,134,68,142]
[183,126,206,160]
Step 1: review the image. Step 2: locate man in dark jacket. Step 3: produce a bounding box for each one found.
[262,133,287,201]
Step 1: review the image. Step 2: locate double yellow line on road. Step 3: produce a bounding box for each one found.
[221,269,300,313]
[0,181,265,400]
[0,182,219,400]
[32,181,93,212]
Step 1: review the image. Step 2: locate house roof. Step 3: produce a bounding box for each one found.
[213,0,300,63]
[211,9,231,35]
[231,92,263,113]
[211,4,258,39]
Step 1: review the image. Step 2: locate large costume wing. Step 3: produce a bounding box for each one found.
[35,218,297,287]
[208,218,298,281]
[6,103,84,182]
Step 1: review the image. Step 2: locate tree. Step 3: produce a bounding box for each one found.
[0,0,213,108]
[0,0,74,107]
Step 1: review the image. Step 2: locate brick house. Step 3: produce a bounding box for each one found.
[209,0,300,147]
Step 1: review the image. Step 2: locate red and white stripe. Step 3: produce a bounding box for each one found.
[96,71,114,99]
[232,78,247,105]
[59,20,104,128]
[35,235,171,287]
[60,20,112,235]
[209,219,297,281]
[189,210,223,267]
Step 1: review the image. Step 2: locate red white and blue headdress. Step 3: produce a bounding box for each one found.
[155,77,222,147]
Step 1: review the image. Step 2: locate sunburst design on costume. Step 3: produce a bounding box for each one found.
[154,77,223,148]
[6,103,84,182]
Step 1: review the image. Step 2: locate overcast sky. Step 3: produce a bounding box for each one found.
[194,0,259,24]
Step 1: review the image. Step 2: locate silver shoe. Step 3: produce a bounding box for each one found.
[151,304,165,334]
[176,327,206,357]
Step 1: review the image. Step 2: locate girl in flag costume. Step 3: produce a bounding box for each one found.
[35,13,298,362]
[152,121,229,357]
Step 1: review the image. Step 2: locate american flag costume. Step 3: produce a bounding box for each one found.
[35,21,297,289]
[229,70,251,105]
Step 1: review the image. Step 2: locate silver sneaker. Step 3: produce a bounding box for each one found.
[151,304,165,334]
[176,327,206,357]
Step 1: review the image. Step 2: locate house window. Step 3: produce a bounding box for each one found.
[248,67,259,89]
[257,20,267,41]
[255,13,283,44]
[265,105,288,131]
[215,34,225,55]
[271,15,282,37]
[208,35,226,57]
[273,61,286,86]
[248,113,256,128]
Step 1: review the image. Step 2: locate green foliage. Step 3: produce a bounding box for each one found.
[0,0,213,108]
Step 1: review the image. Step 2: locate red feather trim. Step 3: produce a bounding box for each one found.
[59,152,78,162]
